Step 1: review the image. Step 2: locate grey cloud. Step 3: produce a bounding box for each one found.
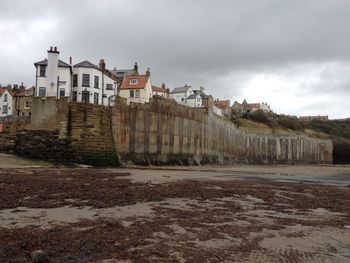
[0,0,350,118]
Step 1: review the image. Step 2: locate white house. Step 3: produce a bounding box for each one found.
[119,69,153,104]
[71,60,117,105]
[170,85,193,105]
[0,88,13,117]
[34,47,117,106]
[34,47,71,98]
[186,92,202,108]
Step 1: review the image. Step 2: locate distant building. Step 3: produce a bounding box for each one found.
[119,68,153,104]
[248,102,272,112]
[299,115,329,122]
[0,88,13,117]
[232,99,252,115]
[170,85,194,105]
[152,83,170,99]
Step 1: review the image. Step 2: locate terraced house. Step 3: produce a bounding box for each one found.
[34,47,117,106]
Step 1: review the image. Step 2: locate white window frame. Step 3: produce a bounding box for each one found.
[129,78,138,85]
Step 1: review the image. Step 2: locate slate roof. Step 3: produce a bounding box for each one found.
[171,86,192,94]
[34,59,71,68]
[73,60,101,71]
[187,93,200,100]
[110,69,137,78]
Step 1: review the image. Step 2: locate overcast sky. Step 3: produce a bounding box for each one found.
[0,0,349,118]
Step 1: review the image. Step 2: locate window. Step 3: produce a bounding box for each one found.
[2,105,7,114]
[59,88,65,97]
[73,74,78,87]
[94,76,99,89]
[4,94,7,102]
[38,87,46,97]
[82,91,89,103]
[25,101,30,108]
[181,98,184,101]
[82,74,90,87]
[135,90,140,98]
[129,78,138,85]
[72,91,77,102]
[40,66,46,77]
[197,97,200,102]
[94,92,99,104]
[106,84,113,90]
[130,90,135,98]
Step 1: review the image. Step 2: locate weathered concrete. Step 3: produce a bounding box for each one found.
[0,97,333,165]
[111,98,332,165]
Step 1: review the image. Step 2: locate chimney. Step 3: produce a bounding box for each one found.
[134,62,138,73]
[99,59,106,70]
[46,46,59,96]
[162,83,166,89]
[48,46,59,54]
[146,67,151,77]
[69,57,72,65]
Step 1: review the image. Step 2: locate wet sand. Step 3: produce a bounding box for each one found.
[0,155,350,262]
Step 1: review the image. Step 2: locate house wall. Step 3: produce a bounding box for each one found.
[35,66,71,97]
[119,78,153,104]
[0,90,13,117]
[186,95,202,108]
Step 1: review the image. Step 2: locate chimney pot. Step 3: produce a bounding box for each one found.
[50,46,53,51]
[54,47,57,52]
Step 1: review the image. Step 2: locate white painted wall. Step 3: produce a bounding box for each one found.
[0,90,13,117]
[213,105,224,116]
[186,94,202,108]
[170,87,193,105]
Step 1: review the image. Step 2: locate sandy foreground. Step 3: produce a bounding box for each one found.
[0,154,350,262]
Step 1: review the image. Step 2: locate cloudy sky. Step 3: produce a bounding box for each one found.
[0,0,349,118]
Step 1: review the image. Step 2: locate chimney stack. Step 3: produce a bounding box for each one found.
[134,62,138,73]
[145,67,151,77]
[69,57,72,65]
[99,59,106,70]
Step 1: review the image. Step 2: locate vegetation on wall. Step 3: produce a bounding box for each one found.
[230,110,350,164]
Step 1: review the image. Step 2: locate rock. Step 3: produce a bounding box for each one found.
[30,250,49,263]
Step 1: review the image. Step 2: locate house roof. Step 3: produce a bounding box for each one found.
[214,100,230,109]
[152,86,168,93]
[110,69,137,78]
[171,86,192,94]
[248,103,261,108]
[121,75,149,90]
[34,59,71,68]
[0,87,6,96]
[187,93,200,100]
[73,60,101,71]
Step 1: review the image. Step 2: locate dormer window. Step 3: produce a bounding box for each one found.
[129,78,138,85]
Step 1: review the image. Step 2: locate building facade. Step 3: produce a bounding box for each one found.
[34,47,117,106]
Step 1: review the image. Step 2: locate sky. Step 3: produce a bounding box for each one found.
[0,0,349,119]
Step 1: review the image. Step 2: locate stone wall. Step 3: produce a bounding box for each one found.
[0,97,333,165]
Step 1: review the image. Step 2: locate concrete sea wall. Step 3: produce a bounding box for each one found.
[0,97,333,165]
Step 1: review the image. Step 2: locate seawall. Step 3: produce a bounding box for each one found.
[0,97,333,165]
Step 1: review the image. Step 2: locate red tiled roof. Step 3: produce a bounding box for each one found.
[0,87,6,96]
[248,103,261,108]
[213,100,229,109]
[121,75,149,90]
[152,86,168,93]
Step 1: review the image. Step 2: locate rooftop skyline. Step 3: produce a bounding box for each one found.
[1,0,349,118]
